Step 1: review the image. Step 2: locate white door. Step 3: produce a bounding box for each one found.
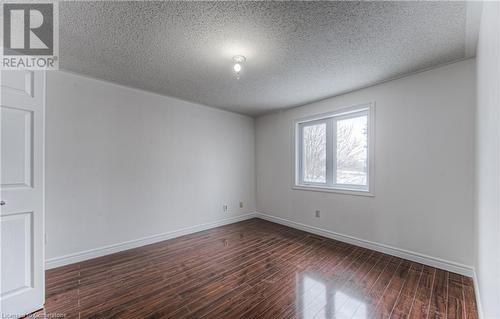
[0,70,45,317]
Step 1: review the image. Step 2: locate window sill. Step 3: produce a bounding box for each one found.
[292,184,374,197]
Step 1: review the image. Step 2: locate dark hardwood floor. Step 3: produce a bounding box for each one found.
[39,218,477,319]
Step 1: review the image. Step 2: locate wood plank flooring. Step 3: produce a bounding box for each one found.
[38,218,477,319]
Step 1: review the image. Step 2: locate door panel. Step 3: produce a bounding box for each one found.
[0,71,34,98]
[1,212,33,298]
[0,70,44,317]
[1,106,33,188]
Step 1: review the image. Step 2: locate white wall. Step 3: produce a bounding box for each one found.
[45,71,256,261]
[256,60,476,268]
[475,1,500,317]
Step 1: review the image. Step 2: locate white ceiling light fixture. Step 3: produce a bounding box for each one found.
[232,55,246,80]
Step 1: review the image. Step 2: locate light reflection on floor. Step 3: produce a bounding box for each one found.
[297,273,367,319]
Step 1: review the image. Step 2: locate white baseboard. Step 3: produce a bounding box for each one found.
[472,269,484,319]
[46,210,474,278]
[45,212,257,269]
[255,212,474,277]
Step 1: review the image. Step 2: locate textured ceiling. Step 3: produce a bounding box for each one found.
[60,1,475,116]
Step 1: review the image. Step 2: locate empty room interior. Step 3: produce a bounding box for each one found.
[1,1,500,318]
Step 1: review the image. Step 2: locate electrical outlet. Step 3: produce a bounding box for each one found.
[223,204,228,212]
[239,201,244,208]
[315,210,321,218]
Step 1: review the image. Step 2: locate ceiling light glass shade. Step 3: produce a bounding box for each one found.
[233,63,242,73]
[232,55,246,79]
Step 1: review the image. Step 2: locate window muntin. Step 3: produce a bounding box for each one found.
[295,106,372,193]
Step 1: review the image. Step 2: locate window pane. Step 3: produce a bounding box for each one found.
[336,115,368,186]
[302,122,327,183]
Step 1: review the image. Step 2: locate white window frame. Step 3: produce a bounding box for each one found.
[293,103,375,196]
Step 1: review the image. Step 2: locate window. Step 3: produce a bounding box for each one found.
[294,104,373,195]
